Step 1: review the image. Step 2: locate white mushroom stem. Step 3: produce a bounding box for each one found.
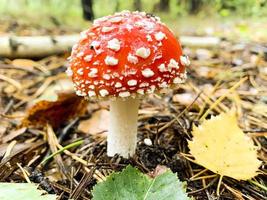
[107,98,140,158]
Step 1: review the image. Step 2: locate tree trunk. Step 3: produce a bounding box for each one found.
[115,0,120,12]
[81,0,94,21]
[133,0,142,11]
[188,0,203,14]
[159,0,170,12]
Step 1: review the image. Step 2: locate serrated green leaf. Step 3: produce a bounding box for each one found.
[92,165,190,200]
[0,183,57,200]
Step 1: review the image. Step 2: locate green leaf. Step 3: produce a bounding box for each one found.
[92,165,190,200]
[0,183,57,200]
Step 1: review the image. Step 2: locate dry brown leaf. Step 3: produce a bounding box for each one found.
[188,112,261,180]
[22,92,87,129]
[78,109,109,135]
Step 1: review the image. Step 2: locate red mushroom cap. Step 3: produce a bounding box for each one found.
[67,11,189,99]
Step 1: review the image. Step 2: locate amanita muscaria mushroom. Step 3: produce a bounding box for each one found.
[67,11,190,158]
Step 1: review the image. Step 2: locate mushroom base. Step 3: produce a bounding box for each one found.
[107,98,140,158]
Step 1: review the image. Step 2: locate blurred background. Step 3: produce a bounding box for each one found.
[0,0,267,42]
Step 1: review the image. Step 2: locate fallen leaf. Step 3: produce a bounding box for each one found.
[22,92,87,129]
[188,112,261,180]
[92,165,190,200]
[0,183,57,200]
[78,109,109,135]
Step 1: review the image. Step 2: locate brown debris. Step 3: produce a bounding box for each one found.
[22,92,87,129]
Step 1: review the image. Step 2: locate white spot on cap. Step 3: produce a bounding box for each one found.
[99,89,109,97]
[168,59,179,71]
[76,90,86,96]
[109,16,123,23]
[127,54,138,64]
[103,74,111,80]
[127,79,137,86]
[94,80,99,85]
[93,61,100,65]
[88,91,96,97]
[84,55,92,62]
[180,55,190,66]
[88,68,98,77]
[146,35,152,41]
[107,38,120,51]
[105,56,118,66]
[181,71,187,79]
[136,47,151,59]
[91,41,100,48]
[77,52,84,57]
[102,26,114,33]
[66,67,73,76]
[115,82,122,88]
[159,82,168,88]
[158,64,167,72]
[140,82,149,87]
[88,32,95,37]
[155,32,166,41]
[72,44,78,52]
[143,21,154,30]
[93,16,108,25]
[77,68,84,75]
[80,30,87,40]
[126,24,133,31]
[142,68,154,78]
[89,85,95,89]
[119,91,131,97]
[173,77,185,84]
[137,89,144,95]
[147,85,156,93]
[135,21,144,27]
[95,49,103,55]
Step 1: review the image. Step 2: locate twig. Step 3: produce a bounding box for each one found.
[200,76,248,120]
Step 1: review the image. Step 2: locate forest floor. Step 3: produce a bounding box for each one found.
[0,17,267,200]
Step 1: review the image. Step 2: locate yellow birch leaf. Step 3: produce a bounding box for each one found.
[188,112,261,180]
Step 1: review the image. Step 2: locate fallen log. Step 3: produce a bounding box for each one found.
[0,35,79,58]
[0,35,220,58]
